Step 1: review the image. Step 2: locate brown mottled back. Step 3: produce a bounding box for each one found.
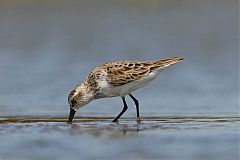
[102,57,183,86]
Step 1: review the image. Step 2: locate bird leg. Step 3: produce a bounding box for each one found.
[129,94,141,123]
[112,97,128,122]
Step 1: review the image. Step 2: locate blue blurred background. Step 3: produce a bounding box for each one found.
[0,0,238,116]
[0,1,239,160]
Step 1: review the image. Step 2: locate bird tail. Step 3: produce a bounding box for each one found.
[155,57,183,66]
[148,57,183,72]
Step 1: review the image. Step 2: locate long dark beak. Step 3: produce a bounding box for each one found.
[67,108,76,124]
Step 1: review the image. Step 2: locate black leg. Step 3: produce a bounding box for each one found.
[112,97,128,122]
[129,94,141,123]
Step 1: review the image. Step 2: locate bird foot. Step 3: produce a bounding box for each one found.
[137,117,141,124]
[112,119,118,123]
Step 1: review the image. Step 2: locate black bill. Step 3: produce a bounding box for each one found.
[67,108,76,124]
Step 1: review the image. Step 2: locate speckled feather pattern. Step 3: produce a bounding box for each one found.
[68,57,183,109]
[67,57,183,123]
[86,57,183,87]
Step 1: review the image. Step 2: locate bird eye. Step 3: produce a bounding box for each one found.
[71,99,77,105]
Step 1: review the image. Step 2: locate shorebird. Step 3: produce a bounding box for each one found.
[67,57,183,124]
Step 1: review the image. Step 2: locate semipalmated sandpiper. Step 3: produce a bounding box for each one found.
[68,57,183,124]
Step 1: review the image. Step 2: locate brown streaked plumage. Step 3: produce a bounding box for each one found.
[67,56,183,124]
[104,57,182,86]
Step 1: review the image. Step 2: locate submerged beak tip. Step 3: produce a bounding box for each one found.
[67,108,76,124]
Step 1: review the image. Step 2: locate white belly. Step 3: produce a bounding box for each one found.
[98,72,158,97]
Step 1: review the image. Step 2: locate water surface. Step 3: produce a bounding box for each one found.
[0,116,239,160]
[0,0,238,160]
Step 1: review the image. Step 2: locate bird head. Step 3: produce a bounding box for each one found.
[67,84,93,124]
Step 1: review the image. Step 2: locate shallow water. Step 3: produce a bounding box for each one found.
[0,0,239,160]
[0,116,239,160]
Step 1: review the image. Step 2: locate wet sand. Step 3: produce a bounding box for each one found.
[0,115,239,160]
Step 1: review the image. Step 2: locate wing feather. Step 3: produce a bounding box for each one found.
[101,57,183,86]
[104,61,152,86]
